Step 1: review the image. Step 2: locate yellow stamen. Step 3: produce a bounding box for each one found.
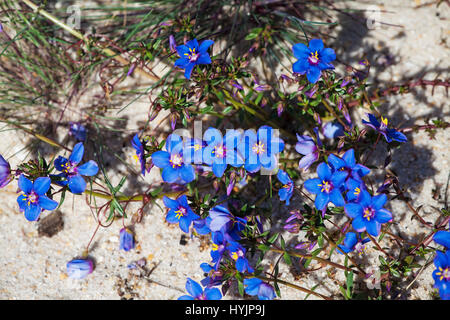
[381,116,388,126]
[354,187,361,195]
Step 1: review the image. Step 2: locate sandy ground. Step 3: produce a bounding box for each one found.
[0,0,448,299]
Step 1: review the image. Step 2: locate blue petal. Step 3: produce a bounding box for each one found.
[353,164,371,177]
[24,203,41,221]
[366,220,380,237]
[18,175,33,194]
[78,160,99,176]
[161,166,179,183]
[292,43,310,59]
[343,232,358,249]
[337,244,352,254]
[358,190,372,207]
[184,63,195,79]
[174,57,190,68]
[315,192,329,210]
[306,65,321,83]
[345,203,363,219]
[295,135,316,155]
[33,177,51,196]
[186,39,199,50]
[166,134,183,153]
[179,164,195,183]
[151,151,170,168]
[342,149,356,168]
[244,278,262,296]
[197,53,212,65]
[320,47,336,63]
[329,189,345,207]
[204,287,222,300]
[331,171,348,188]
[185,278,203,298]
[68,175,87,194]
[199,39,214,53]
[308,39,324,52]
[317,162,332,180]
[371,194,387,210]
[175,44,190,56]
[299,153,318,171]
[292,59,309,74]
[387,129,407,143]
[327,154,346,171]
[277,170,291,185]
[163,196,179,210]
[212,162,227,178]
[434,231,450,249]
[179,217,191,233]
[304,178,322,194]
[17,194,28,210]
[38,195,58,211]
[69,142,84,164]
[166,209,180,224]
[374,208,392,223]
[352,217,367,232]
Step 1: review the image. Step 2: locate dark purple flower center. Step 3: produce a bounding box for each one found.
[308,51,320,65]
[169,154,183,168]
[175,206,187,219]
[252,141,265,155]
[318,180,333,193]
[436,267,450,281]
[363,207,375,221]
[185,47,200,62]
[213,145,226,159]
[24,191,39,205]
[62,161,78,176]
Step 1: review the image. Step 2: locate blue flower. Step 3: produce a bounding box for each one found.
[17,175,58,221]
[303,162,347,211]
[193,217,211,235]
[344,190,393,236]
[69,122,87,142]
[163,195,199,233]
[228,241,254,273]
[151,134,196,184]
[432,250,450,300]
[54,143,99,194]
[131,133,146,176]
[200,263,223,288]
[203,128,244,178]
[295,134,319,171]
[362,113,407,143]
[66,258,94,279]
[238,126,284,173]
[183,137,206,165]
[175,39,214,79]
[119,228,135,251]
[434,228,450,249]
[327,149,371,184]
[210,231,228,269]
[208,204,246,241]
[337,232,370,255]
[243,278,276,300]
[292,39,336,83]
[277,169,293,206]
[0,154,11,188]
[178,278,222,300]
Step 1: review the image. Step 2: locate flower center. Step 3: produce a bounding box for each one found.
[354,187,361,196]
[175,206,187,219]
[308,51,319,64]
[252,142,265,155]
[363,207,375,221]
[213,145,226,159]
[24,191,38,205]
[170,154,183,168]
[283,183,292,189]
[318,180,333,193]
[355,242,366,255]
[62,162,77,175]
[380,116,388,130]
[436,267,450,281]
[184,47,200,62]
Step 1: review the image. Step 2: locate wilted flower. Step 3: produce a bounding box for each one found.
[66,258,94,279]
[295,134,319,172]
[0,154,12,189]
[68,122,87,142]
[119,228,135,252]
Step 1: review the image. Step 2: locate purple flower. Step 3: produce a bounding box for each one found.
[303,162,347,211]
[163,195,199,233]
[169,35,176,52]
[53,143,99,194]
[17,175,58,221]
[174,38,214,79]
[292,39,336,83]
[277,169,293,206]
[362,113,407,143]
[432,250,450,300]
[151,134,196,184]
[0,154,12,188]
[119,228,135,251]
[178,278,222,300]
[344,190,393,237]
[66,258,94,279]
[208,205,246,241]
[243,278,276,300]
[337,232,370,255]
[228,241,254,273]
[327,149,371,183]
[131,133,147,176]
[69,122,87,142]
[295,134,319,171]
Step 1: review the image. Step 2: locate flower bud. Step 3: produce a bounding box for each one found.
[119,228,135,252]
[0,154,12,189]
[66,258,94,279]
